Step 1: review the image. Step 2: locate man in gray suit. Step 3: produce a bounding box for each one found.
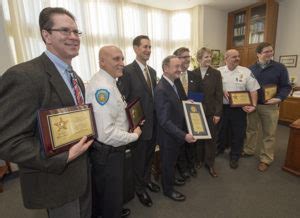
[0,7,93,218]
[118,35,159,207]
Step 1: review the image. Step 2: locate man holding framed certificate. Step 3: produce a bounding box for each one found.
[154,55,196,202]
[243,42,292,172]
[173,47,202,180]
[217,49,260,169]
[118,35,159,208]
[0,7,93,218]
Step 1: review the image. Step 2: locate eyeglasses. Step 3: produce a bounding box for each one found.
[48,28,82,37]
[178,55,191,59]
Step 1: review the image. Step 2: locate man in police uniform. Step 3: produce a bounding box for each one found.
[86,45,142,218]
[217,49,260,169]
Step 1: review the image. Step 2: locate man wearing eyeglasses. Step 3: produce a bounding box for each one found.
[0,7,93,218]
[173,47,201,181]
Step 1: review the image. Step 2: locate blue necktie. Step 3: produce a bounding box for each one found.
[173,84,179,99]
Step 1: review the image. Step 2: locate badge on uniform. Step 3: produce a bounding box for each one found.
[95,89,110,106]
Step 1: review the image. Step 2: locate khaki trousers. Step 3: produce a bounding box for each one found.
[244,104,279,164]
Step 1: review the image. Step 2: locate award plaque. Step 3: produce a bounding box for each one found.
[125,98,145,130]
[228,91,253,107]
[182,101,211,139]
[38,104,97,157]
[262,84,277,102]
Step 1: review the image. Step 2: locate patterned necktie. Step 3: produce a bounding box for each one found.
[68,68,84,105]
[181,72,188,95]
[144,67,153,96]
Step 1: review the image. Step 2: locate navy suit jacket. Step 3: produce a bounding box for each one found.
[174,70,202,100]
[154,77,186,147]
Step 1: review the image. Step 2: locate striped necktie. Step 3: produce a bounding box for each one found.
[144,67,153,96]
[68,68,84,105]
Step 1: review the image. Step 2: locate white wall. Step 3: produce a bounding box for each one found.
[202,6,227,54]
[0,4,14,75]
[275,0,300,85]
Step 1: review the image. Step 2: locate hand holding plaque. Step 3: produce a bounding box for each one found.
[38,104,97,157]
[182,101,211,139]
[228,91,253,107]
[262,84,277,102]
[126,98,145,131]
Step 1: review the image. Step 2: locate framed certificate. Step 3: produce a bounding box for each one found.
[38,104,97,157]
[228,91,253,107]
[262,84,277,102]
[182,101,211,139]
[125,98,145,130]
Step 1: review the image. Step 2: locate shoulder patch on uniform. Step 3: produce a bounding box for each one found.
[95,89,110,106]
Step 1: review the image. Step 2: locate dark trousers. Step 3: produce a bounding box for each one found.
[160,143,181,194]
[132,138,156,193]
[218,105,247,160]
[177,142,195,173]
[90,144,125,218]
[196,116,218,167]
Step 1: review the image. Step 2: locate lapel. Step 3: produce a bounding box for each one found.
[162,77,180,101]
[196,67,210,81]
[133,60,153,96]
[41,53,75,106]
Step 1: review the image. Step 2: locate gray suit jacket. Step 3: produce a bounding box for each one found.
[118,60,157,140]
[0,53,89,209]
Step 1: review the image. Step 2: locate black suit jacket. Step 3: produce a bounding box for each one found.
[193,66,223,116]
[118,60,157,140]
[174,70,202,100]
[154,77,186,147]
[0,53,89,209]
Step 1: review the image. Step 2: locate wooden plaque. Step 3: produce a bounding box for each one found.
[38,104,97,157]
[228,91,253,107]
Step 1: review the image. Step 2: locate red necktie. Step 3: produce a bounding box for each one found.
[69,69,84,105]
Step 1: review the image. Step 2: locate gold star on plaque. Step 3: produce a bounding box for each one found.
[54,118,68,132]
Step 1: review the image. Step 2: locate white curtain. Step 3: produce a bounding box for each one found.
[1,0,199,81]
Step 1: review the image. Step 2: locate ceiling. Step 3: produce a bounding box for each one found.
[128,0,261,11]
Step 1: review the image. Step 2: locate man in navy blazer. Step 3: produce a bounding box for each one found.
[118,35,159,207]
[154,55,196,201]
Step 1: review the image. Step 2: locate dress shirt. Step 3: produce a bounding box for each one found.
[86,69,138,147]
[218,65,260,104]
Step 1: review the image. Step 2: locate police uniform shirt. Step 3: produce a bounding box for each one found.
[218,65,260,104]
[86,69,138,147]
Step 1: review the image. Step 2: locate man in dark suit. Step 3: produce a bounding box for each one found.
[155,55,196,201]
[118,35,159,207]
[0,7,93,218]
[173,47,201,180]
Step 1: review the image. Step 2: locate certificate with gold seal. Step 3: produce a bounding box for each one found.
[262,84,277,102]
[126,98,145,131]
[182,101,211,139]
[228,91,253,107]
[38,104,97,157]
